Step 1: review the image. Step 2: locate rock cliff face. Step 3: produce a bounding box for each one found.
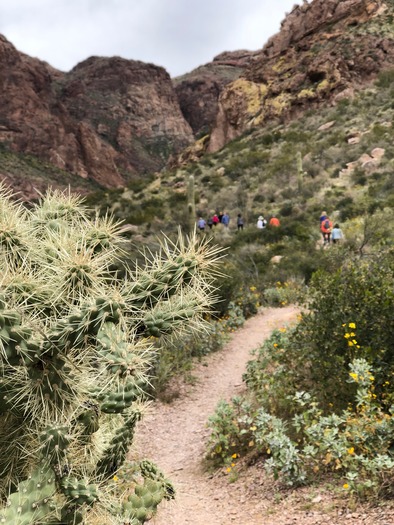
[173,50,258,137]
[208,0,394,151]
[61,57,193,175]
[0,35,193,197]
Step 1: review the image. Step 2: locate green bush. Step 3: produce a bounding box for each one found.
[276,250,394,412]
[208,359,394,494]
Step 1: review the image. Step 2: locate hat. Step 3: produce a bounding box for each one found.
[258,216,264,220]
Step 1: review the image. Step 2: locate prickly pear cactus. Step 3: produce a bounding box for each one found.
[0,186,220,524]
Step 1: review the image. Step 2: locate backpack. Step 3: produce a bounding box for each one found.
[323,219,331,230]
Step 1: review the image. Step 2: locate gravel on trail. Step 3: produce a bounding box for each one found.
[133,306,394,525]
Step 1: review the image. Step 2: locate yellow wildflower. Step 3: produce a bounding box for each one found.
[231,453,238,459]
[349,372,359,381]
[348,341,354,347]
[348,323,356,329]
[113,475,119,482]
[347,447,355,455]
[344,333,351,339]
[343,483,349,489]
[226,467,232,473]
[231,463,236,467]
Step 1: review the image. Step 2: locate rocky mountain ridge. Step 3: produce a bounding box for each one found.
[0,35,194,199]
[208,0,393,152]
[1,0,394,199]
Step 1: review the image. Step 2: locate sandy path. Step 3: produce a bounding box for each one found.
[133,306,394,525]
[134,306,299,525]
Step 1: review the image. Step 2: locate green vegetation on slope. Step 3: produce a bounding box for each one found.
[85,70,394,303]
[0,144,102,197]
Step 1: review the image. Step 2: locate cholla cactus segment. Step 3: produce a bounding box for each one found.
[96,412,141,478]
[0,189,221,524]
[120,459,176,524]
[126,229,222,311]
[0,463,57,525]
[139,459,175,500]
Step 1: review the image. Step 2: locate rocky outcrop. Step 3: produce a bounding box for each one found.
[61,56,194,175]
[209,0,394,152]
[174,50,257,137]
[0,35,194,196]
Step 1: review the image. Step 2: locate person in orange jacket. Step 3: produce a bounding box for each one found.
[320,216,333,245]
[269,215,280,227]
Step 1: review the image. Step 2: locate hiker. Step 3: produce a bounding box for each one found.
[331,223,343,244]
[197,217,206,231]
[269,215,280,227]
[212,214,220,226]
[319,211,328,224]
[218,211,224,223]
[237,213,244,231]
[320,216,333,244]
[207,217,213,229]
[221,212,230,227]
[257,216,267,229]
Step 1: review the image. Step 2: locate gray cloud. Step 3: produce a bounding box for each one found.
[0,0,297,76]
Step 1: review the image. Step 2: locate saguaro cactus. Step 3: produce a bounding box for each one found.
[296,151,304,193]
[187,174,196,233]
[0,186,220,524]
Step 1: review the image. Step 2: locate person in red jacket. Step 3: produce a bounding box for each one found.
[212,214,220,226]
[320,216,333,245]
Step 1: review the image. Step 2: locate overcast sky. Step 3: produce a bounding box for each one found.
[0,0,298,77]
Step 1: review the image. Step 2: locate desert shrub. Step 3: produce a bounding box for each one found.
[206,396,254,465]
[283,250,394,411]
[376,68,394,88]
[225,149,270,178]
[210,261,244,317]
[232,285,261,318]
[208,359,394,494]
[262,279,304,307]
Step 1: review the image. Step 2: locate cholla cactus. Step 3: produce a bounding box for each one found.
[0,186,221,524]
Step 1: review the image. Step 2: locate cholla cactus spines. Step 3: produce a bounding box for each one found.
[0,187,30,271]
[126,230,222,312]
[0,187,221,524]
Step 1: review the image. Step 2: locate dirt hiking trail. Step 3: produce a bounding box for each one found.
[134,306,394,525]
